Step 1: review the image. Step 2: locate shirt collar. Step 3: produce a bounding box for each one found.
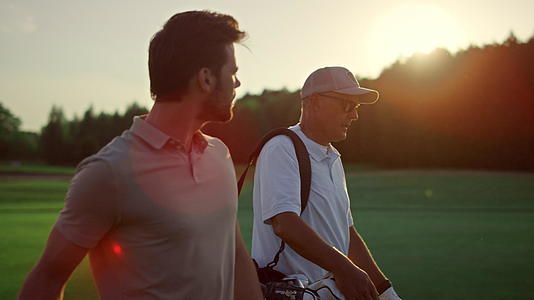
[291,124,340,162]
[191,131,210,153]
[130,116,210,153]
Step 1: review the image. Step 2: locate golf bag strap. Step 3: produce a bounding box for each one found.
[237,128,312,269]
[237,127,311,210]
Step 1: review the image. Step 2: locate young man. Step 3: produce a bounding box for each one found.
[251,67,402,300]
[19,11,262,300]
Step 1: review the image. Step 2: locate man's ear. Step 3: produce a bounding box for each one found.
[197,67,217,93]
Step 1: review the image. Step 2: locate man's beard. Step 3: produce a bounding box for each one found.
[198,86,234,123]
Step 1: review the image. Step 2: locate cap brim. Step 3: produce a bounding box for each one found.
[334,87,379,104]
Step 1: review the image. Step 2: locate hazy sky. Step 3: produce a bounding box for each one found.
[1,0,533,131]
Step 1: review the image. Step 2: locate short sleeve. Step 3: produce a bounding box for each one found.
[256,136,302,224]
[347,207,354,227]
[55,159,119,248]
[339,158,354,227]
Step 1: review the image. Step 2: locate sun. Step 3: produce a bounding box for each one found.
[369,4,466,66]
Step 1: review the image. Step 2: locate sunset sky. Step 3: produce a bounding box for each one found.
[1,0,533,131]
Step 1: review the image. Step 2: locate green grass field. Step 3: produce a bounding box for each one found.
[0,163,75,175]
[1,168,533,299]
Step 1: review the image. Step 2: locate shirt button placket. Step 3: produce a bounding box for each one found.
[328,157,336,184]
[190,150,201,183]
[192,166,199,183]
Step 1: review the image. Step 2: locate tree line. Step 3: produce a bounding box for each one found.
[0,103,148,165]
[1,33,533,171]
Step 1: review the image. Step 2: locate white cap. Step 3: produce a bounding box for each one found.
[300,66,379,104]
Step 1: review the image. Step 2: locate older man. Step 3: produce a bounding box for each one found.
[252,67,401,300]
[19,11,262,300]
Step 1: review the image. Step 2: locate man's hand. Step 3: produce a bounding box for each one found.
[272,212,379,299]
[332,263,378,300]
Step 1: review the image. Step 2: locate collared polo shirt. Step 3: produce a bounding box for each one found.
[55,116,238,299]
[251,124,354,282]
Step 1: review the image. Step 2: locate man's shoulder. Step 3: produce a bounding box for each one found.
[201,133,225,147]
[69,158,116,201]
[200,133,231,154]
[265,134,293,146]
[262,126,301,149]
[76,154,115,180]
[260,126,304,153]
[256,131,303,165]
[76,134,130,175]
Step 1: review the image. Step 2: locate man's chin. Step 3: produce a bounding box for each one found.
[199,98,235,124]
[205,103,234,124]
[211,110,233,123]
[332,133,348,143]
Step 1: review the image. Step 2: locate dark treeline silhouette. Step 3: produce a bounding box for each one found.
[1,33,533,170]
[19,103,147,165]
[38,103,148,164]
[206,33,534,171]
[0,103,38,161]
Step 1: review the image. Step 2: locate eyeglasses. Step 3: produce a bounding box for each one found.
[318,93,360,113]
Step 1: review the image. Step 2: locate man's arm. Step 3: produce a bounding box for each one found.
[272,212,378,300]
[348,226,390,293]
[234,223,263,300]
[18,227,89,300]
[19,160,116,299]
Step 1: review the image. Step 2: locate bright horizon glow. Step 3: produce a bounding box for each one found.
[369,4,468,68]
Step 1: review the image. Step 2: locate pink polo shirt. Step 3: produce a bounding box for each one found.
[55,116,238,299]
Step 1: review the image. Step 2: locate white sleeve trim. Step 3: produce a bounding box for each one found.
[262,203,301,225]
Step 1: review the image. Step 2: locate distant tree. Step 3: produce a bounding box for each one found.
[74,106,100,160]
[203,89,301,163]
[64,102,148,165]
[39,106,68,164]
[124,102,149,120]
[503,31,519,47]
[0,103,39,161]
[0,102,22,159]
[0,102,20,134]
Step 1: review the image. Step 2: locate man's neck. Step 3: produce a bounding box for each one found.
[299,120,330,146]
[146,99,204,152]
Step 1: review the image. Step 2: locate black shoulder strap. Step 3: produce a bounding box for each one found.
[237,127,311,269]
[237,128,311,212]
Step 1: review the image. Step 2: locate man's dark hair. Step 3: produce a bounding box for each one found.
[148,10,246,101]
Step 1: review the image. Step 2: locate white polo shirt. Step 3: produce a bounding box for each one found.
[251,124,354,282]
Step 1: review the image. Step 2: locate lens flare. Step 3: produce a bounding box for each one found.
[112,243,123,255]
